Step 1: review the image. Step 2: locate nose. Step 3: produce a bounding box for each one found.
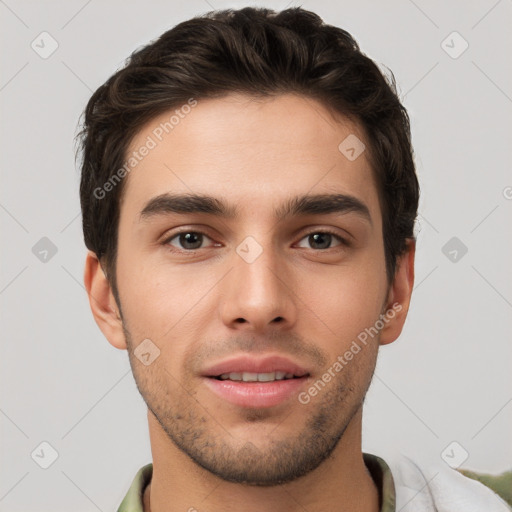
[219,241,298,333]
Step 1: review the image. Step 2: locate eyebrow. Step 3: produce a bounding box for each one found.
[139,192,372,224]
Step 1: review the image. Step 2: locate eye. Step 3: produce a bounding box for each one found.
[296,230,347,250]
[165,231,214,251]
[163,229,348,252]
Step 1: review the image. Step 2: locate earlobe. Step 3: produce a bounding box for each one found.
[83,251,127,350]
[379,239,415,346]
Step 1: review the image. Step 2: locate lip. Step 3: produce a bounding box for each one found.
[202,355,309,378]
[202,355,310,408]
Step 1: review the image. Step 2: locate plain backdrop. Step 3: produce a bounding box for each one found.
[1,0,511,510]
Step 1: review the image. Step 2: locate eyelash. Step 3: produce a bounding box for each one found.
[162,228,350,252]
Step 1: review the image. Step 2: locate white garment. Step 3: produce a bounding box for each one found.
[387,454,511,512]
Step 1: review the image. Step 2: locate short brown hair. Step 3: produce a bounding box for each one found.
[78,6,419,300]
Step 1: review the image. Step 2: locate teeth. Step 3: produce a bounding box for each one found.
[217,371,297,382]
[257,372,275,382]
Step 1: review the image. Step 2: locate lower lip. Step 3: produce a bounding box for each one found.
[203,377,308,408]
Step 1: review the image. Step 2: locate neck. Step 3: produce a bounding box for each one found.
[143,408,379,512]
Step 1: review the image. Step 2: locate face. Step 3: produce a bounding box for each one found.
[91,93,410,485]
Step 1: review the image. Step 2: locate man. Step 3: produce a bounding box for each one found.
[78,6,511,512]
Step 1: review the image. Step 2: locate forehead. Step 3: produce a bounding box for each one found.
[121,93,380,223]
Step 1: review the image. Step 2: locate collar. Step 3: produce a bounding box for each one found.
[116,453,396,511]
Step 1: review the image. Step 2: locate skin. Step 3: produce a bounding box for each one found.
[84,93,415,511]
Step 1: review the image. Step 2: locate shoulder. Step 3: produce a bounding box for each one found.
[458,467,512,507]
[117,463,153,512]
[385,453,512,512]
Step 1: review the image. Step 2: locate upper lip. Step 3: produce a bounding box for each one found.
[202,355,310,377]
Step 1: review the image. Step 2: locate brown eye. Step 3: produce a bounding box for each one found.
[296,231,346,250]
[167,231,212,250]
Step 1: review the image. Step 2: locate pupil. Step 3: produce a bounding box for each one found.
[181,232,202,249]
[310,233,330,249]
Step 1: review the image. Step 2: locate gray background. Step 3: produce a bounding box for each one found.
[1,0,511,510]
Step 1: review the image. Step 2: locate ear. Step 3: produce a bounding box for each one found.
[83,251,127,350]
[379,239,415,346]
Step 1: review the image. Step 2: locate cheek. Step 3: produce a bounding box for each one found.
[297,256,387,346]
[116,253,220,348]
[117,262,172,334]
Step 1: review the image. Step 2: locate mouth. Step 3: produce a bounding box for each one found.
[213,371,306,382]
[202,355,311,408]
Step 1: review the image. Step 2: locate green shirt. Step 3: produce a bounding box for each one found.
[117,454,512,512]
